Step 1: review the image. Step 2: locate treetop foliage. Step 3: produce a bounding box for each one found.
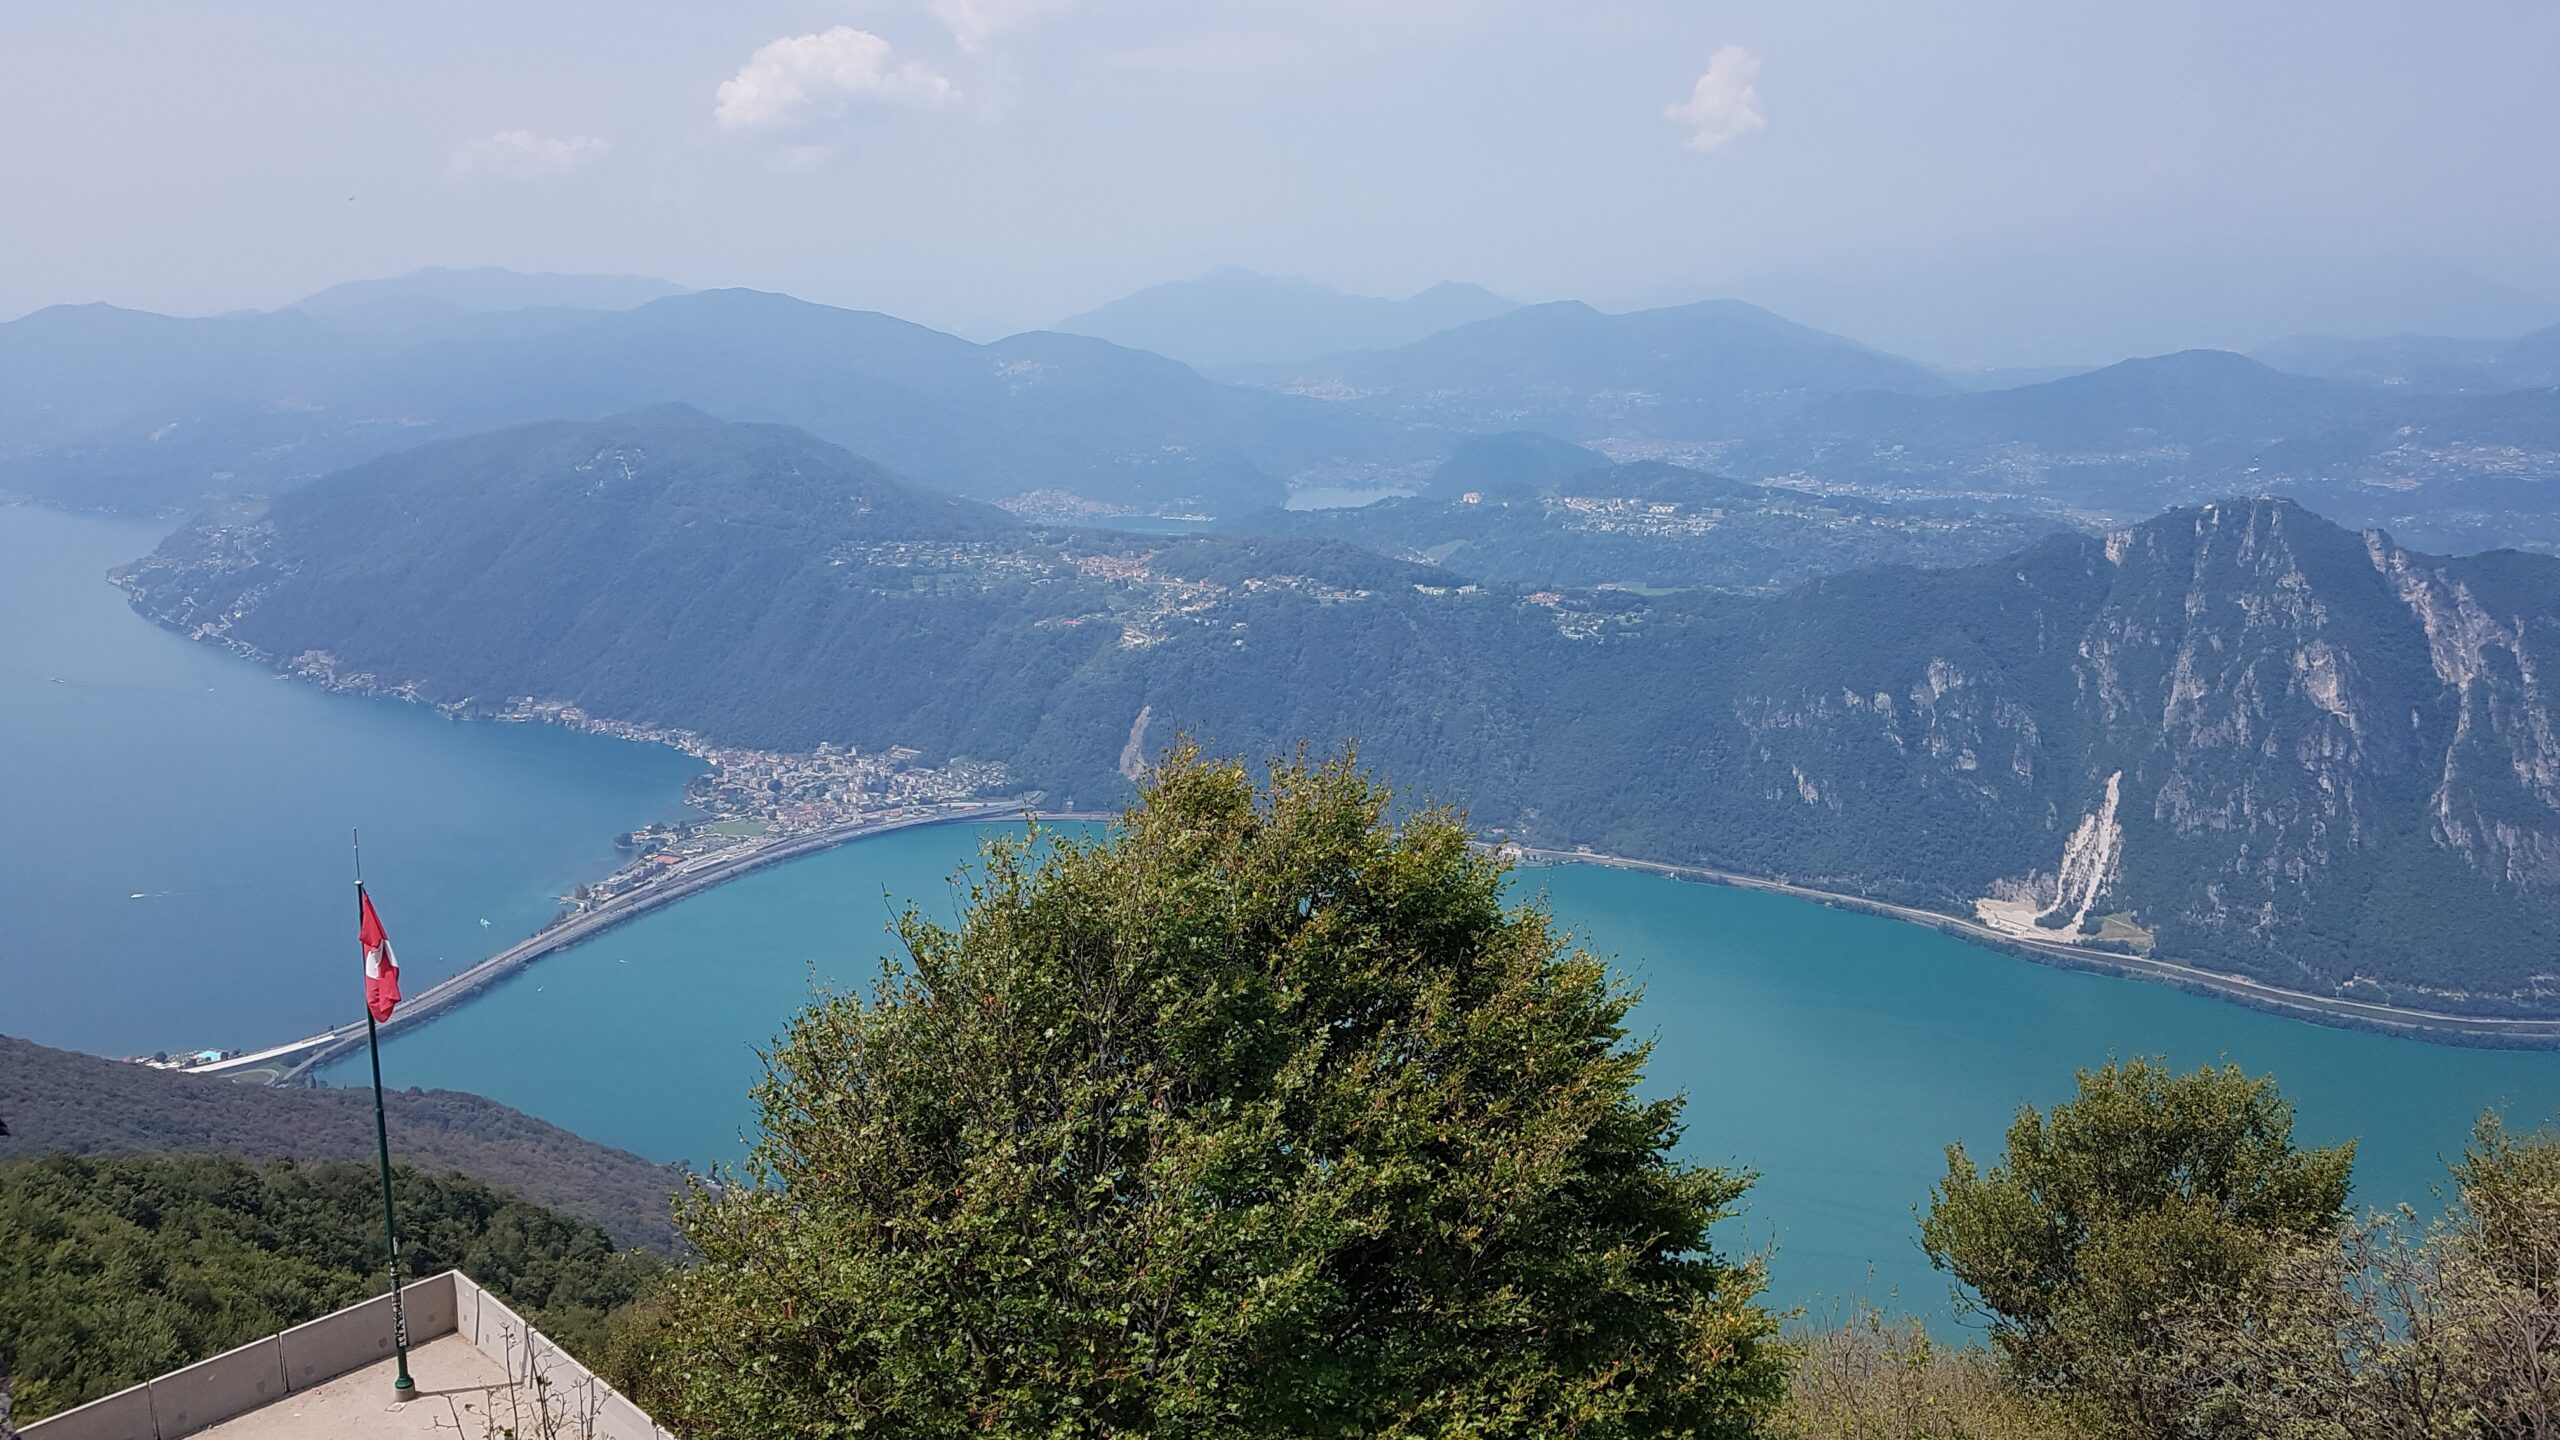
[2169,1113,2560,1438]
[1921,1058,2355,1437]
[649,746,1785,1438]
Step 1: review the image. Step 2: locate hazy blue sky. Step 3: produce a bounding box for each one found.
[5,1,2555,364]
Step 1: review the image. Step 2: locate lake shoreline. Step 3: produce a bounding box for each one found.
[181,804,2550,1088]
[359,808,2560,1063]
[1503,844,2560,1051]
[92,546,2560,1056]
[239,802,1090,1083]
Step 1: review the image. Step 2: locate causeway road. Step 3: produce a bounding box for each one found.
[192,802,1045,1084]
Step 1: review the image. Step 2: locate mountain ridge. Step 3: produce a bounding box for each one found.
[11,280,2556,556]
[2253,321,2560,392]
[0,1032,683,1250]
[0,287,1421,517]
[291,265,690,316]
[112,410,2560,1013]
[1057,268,1519,370]
[1234,298,1954,439]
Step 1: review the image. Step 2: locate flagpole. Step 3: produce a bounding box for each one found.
[356,830,414,1399]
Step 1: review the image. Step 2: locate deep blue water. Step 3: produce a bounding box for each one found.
[0,505,699,1056]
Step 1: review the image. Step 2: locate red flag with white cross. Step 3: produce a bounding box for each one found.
[360,886,401,1024]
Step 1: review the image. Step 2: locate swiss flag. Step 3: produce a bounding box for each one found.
[360,886,401,1023]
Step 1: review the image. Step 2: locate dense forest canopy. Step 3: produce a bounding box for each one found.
[0,1154,662,1420]
[0,1032,683,1251]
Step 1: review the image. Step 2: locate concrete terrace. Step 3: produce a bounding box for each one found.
[23,1271,672,1440]
[194,1337,503,1439]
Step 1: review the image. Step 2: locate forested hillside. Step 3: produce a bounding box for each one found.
[0,1153,662,1420]
[0,1033,682,1250]
[117,410,2560,1011]
[1231,460,2057,592]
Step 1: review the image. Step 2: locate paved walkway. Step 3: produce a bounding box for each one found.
[192,1336,510,1439]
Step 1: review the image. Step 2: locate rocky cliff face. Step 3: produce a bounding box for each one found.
[1704,497,2560,1005]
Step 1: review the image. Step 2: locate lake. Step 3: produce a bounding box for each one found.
[346,818,2560,1319]
[0,505,700,1056]
[10,499,2560,1319]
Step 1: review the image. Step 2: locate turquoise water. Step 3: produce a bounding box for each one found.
[352,821,2560,1319]
[0,505,701,1056]
[13,497,2560,1318]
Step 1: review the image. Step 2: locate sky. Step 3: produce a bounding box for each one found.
[3,0,2557,366]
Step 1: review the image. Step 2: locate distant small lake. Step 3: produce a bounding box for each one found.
[349,820,2560,1321]
[1284,485,1414,510]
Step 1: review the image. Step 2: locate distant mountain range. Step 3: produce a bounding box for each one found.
[0,286,1416,517]
[1704,244,2560,373]
[2253,322,2560,392]
[291,265,690,316]
[8,268,2558,556]
[1223,309,2560,553]
[1232,298,1954,436]
[116,408,2560,1014]
[1056,268,1519,371]
[1725,348,2560,551]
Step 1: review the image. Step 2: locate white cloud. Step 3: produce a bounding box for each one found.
[1665,46,1766,154]
[927,0,1074,53]
[450,130,609,177]
[714,27,959,132]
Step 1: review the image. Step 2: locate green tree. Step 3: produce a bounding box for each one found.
[2173,1113,2560,1440]
[1919,1058,2352,1435]
[0,1153,660,1419]
[653,747,1784,1439]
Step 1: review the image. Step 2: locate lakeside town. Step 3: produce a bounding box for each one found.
[123,697,1023,1073]
[499,698,1019,915]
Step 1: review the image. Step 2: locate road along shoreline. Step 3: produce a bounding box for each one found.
[1501,845,2560,1050]
[195,811,2560,1086]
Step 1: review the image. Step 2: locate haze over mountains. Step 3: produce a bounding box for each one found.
[1232,460,2059,593]
[113,403,2560,1014]
[1705,246,2560,375]
[2252,322,2560,392]
[7,267,2555,556]
[1232,297,1954,428]
[1055,269,1520,371]
[0,282,1415,519]
[10,263,2560,1021]
[290,265,691,318]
